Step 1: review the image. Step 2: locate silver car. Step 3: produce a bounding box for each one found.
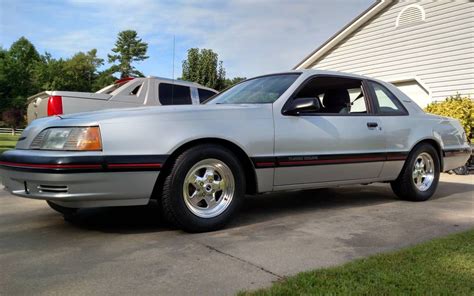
[1,70,470,232]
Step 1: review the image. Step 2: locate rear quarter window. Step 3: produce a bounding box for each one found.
[198,89,217,103]
[159,83,192,105]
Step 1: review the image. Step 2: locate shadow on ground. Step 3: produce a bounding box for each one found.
[64,180,472,234]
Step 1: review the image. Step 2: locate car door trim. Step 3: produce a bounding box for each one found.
[252,151,408,168]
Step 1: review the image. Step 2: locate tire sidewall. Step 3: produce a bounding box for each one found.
[167,145,245,231]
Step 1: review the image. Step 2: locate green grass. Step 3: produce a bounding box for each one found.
[240,229,474,295]
[0,134,19,153]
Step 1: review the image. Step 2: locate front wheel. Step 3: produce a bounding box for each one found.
[161,144,245,232]
[390,144,440,201]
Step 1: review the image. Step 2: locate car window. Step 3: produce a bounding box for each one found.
[159,83,192,105]
[198,89,216,103]
[206,74,299,104]
[130,84,142,96]
[370,82,405,114]
[348,88,367,113]
[292,76,368,115]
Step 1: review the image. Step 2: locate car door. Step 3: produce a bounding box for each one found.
[367,81,412,180]
[273,75,386,187]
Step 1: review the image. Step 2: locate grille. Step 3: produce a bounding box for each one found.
[37,185,68,193]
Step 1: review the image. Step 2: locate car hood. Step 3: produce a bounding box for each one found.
[26,104,273,131]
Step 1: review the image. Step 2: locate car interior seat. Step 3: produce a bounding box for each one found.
[323,89,351,113]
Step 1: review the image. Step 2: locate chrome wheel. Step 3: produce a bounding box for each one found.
[412,152,435,191]
[183,159,235,218]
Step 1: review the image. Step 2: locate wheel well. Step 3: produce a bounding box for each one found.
[153,138,258,199]
[410,139,443,170]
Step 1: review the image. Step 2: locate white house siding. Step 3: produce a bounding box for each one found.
[307,0,474,107]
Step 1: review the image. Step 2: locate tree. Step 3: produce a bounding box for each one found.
[64,49,104,91]
[7,37,41,97]
[223,77,246,89]
[2,108,23,134]
[108,30,148,78]
[92,69,117,92]
[33,49,105,92]
[182,48,226,90]
[33,53,68,91]
[0,37,41,113]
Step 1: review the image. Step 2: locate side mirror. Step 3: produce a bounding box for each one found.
[283,97,321,115]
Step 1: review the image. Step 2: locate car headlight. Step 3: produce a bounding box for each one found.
[30,127,102,151]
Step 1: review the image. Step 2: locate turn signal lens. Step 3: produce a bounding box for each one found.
[76,127,102,151]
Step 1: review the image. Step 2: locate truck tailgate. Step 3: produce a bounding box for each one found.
[26,91,112,124]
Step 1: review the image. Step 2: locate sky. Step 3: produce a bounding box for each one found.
[0,0,374,79]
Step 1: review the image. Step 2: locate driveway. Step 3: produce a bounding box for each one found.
[0,174,472,295]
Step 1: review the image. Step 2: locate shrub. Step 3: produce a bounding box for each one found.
[425,96,474,140]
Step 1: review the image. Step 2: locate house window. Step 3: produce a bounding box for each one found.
[396,4,425,28]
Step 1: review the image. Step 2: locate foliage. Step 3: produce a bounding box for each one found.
[425,96,474,139]
[33,50,104,92]
[182,48,227,90]
[240,229,474,295]
[108,30,149,78]
[223,76,246,89]
[2,108,23,130]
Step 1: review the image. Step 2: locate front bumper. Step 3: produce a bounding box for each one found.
[0,150,164,208]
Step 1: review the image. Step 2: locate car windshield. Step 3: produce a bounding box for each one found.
[206,74,300,104]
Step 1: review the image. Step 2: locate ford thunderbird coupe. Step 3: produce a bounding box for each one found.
[0,70,470,232]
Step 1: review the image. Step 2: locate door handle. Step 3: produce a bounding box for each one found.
[367,122,378,128]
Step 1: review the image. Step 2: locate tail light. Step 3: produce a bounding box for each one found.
[47,96,63,116]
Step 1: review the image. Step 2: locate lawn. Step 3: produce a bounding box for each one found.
[240,229,474,295]
[0,134,19,153]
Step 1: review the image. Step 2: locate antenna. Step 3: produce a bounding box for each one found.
[172,35,175,81]
[171,35,175,104]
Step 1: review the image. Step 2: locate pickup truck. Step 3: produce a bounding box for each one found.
[26,77,218,123]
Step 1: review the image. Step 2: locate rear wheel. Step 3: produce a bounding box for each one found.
[390,143,440,201]
[46,201,78,219]
[161,144,245,232]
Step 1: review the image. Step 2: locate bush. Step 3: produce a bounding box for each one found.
[425,96,474,140]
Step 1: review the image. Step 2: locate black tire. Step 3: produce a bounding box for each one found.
[46,201,78,219]
[453,165,469,175]
[160,144,245,232]
[390,143,440,201]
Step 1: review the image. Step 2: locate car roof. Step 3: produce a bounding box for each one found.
[251,69,424,115]
[253,69,372,81]
[141,76,217,92]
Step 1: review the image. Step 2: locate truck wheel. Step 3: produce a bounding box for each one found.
[161,144,245,232]
[453,165,469,175]
[46,201,78,220]
[390,143,440,201]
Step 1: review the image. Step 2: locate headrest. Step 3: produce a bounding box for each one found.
[323,89,350,108]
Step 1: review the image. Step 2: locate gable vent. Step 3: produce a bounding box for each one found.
[396,4,425,28]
